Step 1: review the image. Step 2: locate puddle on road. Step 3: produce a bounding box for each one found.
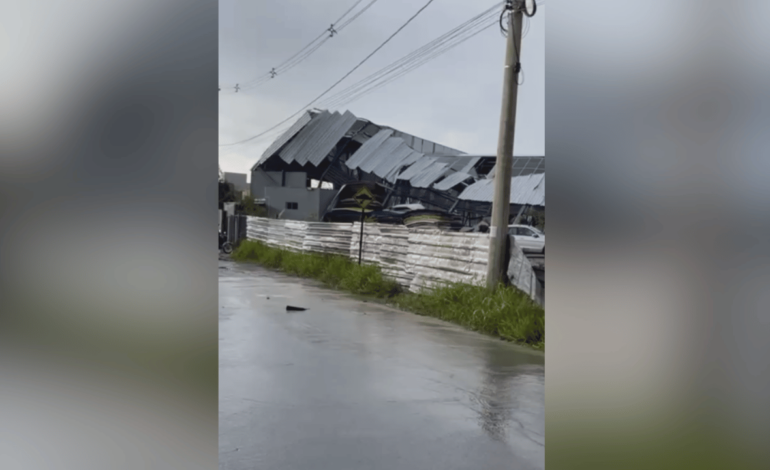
[220,263,545,470]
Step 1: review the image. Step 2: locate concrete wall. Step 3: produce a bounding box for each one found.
[250,169,282,199]
[264,186,332,221]
[284,172,306,188]
[250,170,308,199]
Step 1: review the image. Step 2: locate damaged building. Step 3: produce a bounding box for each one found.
[250,108,544,225]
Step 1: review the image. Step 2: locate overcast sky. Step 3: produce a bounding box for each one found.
[219,0,544,176]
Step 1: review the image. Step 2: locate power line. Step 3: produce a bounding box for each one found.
[220,0,437,147]
[322,24,496,109]
[334,0,369,25]
[327,20,499,109]
[318,2,503,110]
[220,0,380,94]
[338,0,380,30]
[323,3,500,101]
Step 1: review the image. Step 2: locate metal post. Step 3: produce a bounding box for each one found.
[358,209,365,265]
[487,1,524,289]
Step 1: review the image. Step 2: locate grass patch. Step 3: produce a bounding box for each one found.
[232,240,400,298]
[232,240,544,349]
[392,283,544,350]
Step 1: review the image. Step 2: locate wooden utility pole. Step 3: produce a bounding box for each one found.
[486,1,524,288]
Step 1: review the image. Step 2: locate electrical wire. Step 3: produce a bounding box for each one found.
[224,4,502,144]
[333,0,369,25]
[320,5,499,108]
[499,9,509,36]
[523,0,537,17]
[318,3,503,110]
[338,0,380,31]
[220,0,379,93]
[220,0,437,147]
[326,20,499,110]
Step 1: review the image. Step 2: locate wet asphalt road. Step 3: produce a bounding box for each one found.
[219,260,544,470]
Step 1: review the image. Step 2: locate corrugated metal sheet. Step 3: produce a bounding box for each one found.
[359,137,402,173]
[438,157,478,171]
[510,173,545,205]
[437,144,463,155]
[278,110,358,167]
[370,141,414,178]
[389,129,464,156]
[352,121,382,143]
[397,157,434,181]
[432,172,472,191]
[432,156,460,165]
[442,156,474,172]
[252,111,314,170]
[459,157,481,173]
[277,111,330,164]
[457,179,492,201]
[410,163,449,188]
[400,150,423,167]
[305,110,358,166]
[486,156,545,179]
[345,129,393,169]
[383,149,422,183]
[346,131,423,183]
[457,173,545,206]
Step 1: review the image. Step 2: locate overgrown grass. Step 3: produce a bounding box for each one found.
[233,240,401,298]
[232,240,544,349]
[392,283,544,349]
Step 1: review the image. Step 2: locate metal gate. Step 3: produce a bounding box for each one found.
[226,215,247,244]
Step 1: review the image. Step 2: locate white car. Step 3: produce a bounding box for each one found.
[508,224,545,253]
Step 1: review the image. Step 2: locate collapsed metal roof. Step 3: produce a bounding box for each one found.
[345,129,393,169]
[486,156,545,179]
[410,162,449,189]
[278,110,358,167]
[396,157,435,181]
[369,141,415,181]
[383,149,422,182]
[458,173,545,206]
[251,111,314,171]
[252,109,545,210]
[433,171,473,191]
